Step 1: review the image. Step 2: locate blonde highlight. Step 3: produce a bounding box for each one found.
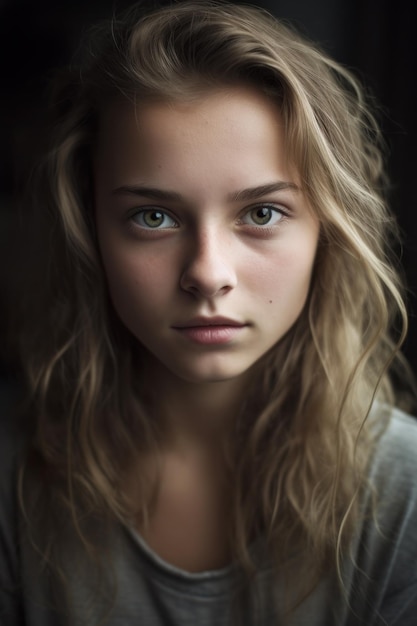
[11,1,414,620]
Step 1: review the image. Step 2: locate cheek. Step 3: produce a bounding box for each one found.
[102,250,177,314]
[245,244,317,316]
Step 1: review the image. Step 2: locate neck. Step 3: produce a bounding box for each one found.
[142,356,253,451]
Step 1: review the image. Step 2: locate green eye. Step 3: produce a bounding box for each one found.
[251,207,273,225]
[132,209,177,229]
[242,205,284,226]
[142,210,164,228]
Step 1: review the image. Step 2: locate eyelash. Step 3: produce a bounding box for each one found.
[128,203,289,232]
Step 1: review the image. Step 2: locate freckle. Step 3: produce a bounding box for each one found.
[269,300,272,304]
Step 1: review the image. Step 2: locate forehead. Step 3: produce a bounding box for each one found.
[96,85,285,148]
[93,86,300,196]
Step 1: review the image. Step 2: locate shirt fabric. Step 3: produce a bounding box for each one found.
[1,380,417,626]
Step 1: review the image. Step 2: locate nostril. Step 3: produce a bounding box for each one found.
[180,280,234,299]
[180,266,236,298]
[179,235,238,297]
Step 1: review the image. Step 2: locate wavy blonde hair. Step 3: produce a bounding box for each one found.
[13,0,412,619]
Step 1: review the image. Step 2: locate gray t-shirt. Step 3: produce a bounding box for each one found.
[1,383,417,625]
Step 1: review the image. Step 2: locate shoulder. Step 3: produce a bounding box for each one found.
[369,405,417,495]
[361,406,417,617]
[366,405,417,525]
[340,407,417,624]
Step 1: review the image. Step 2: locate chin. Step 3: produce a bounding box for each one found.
[168,360,252,385]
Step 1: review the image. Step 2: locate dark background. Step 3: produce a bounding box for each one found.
[1,0,416,378]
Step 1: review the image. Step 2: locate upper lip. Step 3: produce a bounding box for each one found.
[173,316,247,328]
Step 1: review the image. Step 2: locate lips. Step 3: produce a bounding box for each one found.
[172,317,248,345]
[173,316,246,329]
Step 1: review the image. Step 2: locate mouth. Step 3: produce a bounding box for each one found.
[172,317,248,345]
[173,316,247,329]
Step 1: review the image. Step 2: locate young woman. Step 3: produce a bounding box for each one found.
[1,1,417,624]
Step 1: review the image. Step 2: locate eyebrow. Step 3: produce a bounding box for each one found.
[111,181,300,202]
[229,181,300,202]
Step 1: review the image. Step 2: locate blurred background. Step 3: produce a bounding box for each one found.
[1,0,416,379]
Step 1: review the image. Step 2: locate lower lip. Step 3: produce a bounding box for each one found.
[174,325,246,345]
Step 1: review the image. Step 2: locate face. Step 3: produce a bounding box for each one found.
[94,87,319,385]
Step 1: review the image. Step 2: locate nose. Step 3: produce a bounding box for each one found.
[180,228,237,298]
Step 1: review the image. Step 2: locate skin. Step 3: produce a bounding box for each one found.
[93,86,320,570]
[94,87,319,405]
